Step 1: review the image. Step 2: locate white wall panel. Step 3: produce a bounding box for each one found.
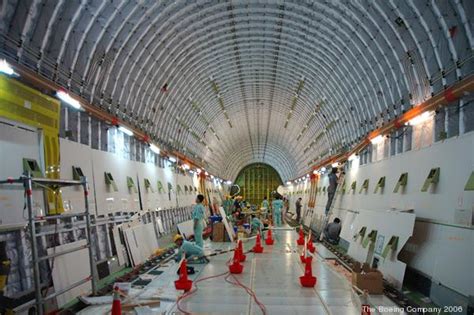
[0,122,44,225]
[289,131,474,296]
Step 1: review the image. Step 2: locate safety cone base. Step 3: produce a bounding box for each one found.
[299,275,317,287]
[229,262,243,274]
[174,279,193,291]
[253,245,264,253]
[308,246,315,253]
[296,238,305,246]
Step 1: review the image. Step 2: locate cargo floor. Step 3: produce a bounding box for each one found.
[79,227,404,314]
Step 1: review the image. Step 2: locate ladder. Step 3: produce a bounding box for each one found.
[319,170,346,241]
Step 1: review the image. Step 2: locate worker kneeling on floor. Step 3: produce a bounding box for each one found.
[174,234,209,264]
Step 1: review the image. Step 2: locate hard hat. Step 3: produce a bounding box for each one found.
[173,234,183,242]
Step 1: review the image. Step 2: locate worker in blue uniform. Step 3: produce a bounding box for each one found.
[250,214,264,235]
[262,196,270,209]
[272,195,284,226]
[173,234,208,263]
[192,194,205,247]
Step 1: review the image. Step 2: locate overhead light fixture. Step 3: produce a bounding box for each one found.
[321,167,327,173]
[0,59,16,76]
[312,170,318,175]
[286,181,292,185]
[331,162,339,168]
[370,135,384,145]
[306,174,310,178]
[149,144,160,154]
[226,180,232,185]
[56,90,82,109]
[168,156,177,163]
[182,163,190,170]
[405,111,433,126]
[205,171,209,176]
[118,126,133,136]
[196,168,202,174]
[210,175,214,179]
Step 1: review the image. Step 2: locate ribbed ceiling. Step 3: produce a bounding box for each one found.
[1,0,472,180]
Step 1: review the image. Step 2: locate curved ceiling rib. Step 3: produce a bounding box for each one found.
[0,0,472,180]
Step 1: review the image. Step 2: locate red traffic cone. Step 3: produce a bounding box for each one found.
[253,233,264,253]
[111,287,122,315]
[174,259,193,291]
[229,248,244,274]
[361,304,372,315]
[265,228,274,245]
[237,240,246,262]
[299,256,317,287]
[297,225,305,245]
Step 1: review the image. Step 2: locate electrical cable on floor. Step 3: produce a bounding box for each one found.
[176,254,267,315]
[224,273,267,315]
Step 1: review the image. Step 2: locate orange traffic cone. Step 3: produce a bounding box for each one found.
[297,225,305,245]
[174,259,193,291]
[237,240,246,262]
[299,256,317,287]
[253,233,264,253]
[229,247,244,274]
[265,228,274,245]
[111,287,122,315]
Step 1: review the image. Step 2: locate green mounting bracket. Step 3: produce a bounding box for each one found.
[354,226,367,239]
[393,172,408,193]
[23,158,43,178]
[362,230,377,248]
[318,186,322,193]
[421,167,440,192]
[374,176,385,193]
[144,178,153,192]
[72,166,85,180]
[105,172,118,192]
[359,179,369,193]
[464,171,474,191]
[322,186,326,193]
[382,236,399,258]
[184,185,189,194]
[167,182,173,192]
[126,176,137,193]
[194,186,197,192]
[177,185,183,195]
[350,181,357,193]
[157,180,165,193]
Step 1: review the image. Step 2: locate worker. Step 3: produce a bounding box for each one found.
[272,195,284,226]
[325,168,339,215]
[261,196,270,210]
[192,194,205,247]
[173,234,208,263]
[250,214,264,235]
[295,197,302,223]
[324,218,342,245]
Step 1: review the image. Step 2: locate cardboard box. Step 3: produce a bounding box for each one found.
[212,222,225,242]
[351,262,384,294]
